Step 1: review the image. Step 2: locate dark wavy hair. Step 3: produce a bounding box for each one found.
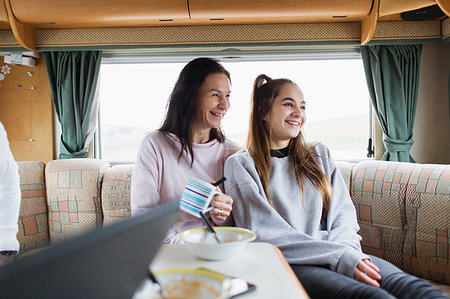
[159,57,231,165]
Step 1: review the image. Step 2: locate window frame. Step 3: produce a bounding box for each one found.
[95,45,373,163]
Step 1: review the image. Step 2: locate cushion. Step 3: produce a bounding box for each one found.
[403,164,450,284]
[101,164,133,225]
[45,159,110,243]
[351,160,416,269]
[16,161,49,253]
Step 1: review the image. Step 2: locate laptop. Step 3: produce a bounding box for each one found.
[0,200,179,299]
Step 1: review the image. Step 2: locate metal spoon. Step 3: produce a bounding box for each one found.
[199,211,221,243]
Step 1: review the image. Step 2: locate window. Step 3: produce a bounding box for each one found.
[97,47,372,162]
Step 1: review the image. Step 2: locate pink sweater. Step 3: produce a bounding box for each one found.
[131,131,241,243]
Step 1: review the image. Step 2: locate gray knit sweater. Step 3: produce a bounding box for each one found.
[224,143,368,278]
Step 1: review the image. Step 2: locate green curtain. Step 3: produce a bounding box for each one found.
[361,45,422,162]
[43,51,102,159]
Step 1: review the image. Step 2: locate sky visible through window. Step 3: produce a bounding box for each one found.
[99,59,371,162]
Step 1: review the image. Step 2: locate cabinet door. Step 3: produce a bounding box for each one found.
[188,0,372,23]
[10,0,190,27]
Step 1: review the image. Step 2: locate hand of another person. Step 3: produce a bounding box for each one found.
[354,259,381,288]
[210,188,233,222]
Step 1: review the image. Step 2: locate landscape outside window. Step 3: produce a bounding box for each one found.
[98,59,371,162]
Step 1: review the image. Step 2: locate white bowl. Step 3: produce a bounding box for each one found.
[179,227,256,261]
[133,268,229,299]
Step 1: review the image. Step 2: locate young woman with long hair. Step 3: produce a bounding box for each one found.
[131,58,240,243]
[224,74,447,298]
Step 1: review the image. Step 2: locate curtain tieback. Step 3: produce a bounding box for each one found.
[383,135,414,152]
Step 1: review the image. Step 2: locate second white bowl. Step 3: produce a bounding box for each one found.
[179,227,256,261]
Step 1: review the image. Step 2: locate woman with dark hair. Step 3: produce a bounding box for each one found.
[131,58,240,243]
[224,74,447,298]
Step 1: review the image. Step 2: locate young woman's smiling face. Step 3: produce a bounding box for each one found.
[264,83,306,149]
[193,72,231,142]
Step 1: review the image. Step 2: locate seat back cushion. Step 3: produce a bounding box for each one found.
[102,164,133,225]
[351,160,416,269]
[17,161,49,253]
[403,164,450,284]
[45,159,110,243]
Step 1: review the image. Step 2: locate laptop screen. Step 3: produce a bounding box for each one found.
[0,200,179,299]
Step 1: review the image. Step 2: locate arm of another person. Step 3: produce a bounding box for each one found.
[130,134,161,216]
[224,153,368,278]
[0,123,21,264]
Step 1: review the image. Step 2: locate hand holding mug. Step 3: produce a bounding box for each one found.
[210,190,233,222]
[180,178,221,217]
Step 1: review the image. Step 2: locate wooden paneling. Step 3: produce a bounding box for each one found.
[435,0,450,16]
[189,0,372,21]
[7,0,374,28]
[0,54,54,163]
[10,0,189,28]
[0,0,10,29]
[361,0,379,45]
[3,0,36,51]
[4,0,442,31]
[379,0,435,17]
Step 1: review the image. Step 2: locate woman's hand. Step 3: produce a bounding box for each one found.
[354,259,381,288]
[210,188,233,222]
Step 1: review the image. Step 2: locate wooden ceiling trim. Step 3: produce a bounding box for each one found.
[361,0,379,45]
[0,0,8,23]
[379,0,435,17]
[435,0,450,16]
[3,0,35,51]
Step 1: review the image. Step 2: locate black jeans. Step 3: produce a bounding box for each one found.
[290,255,448,299]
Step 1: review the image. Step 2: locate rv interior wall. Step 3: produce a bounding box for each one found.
[411,42,450,164]
[0,54,53,163]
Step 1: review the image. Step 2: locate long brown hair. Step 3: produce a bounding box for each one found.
[160,58,231,165]
[247,74,332,211]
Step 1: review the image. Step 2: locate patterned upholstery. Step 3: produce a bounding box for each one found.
[404,164,450,284]
[102,164,133,225]
[16,161,49,253]
[351,160,416,268]
[347,160,450,289]
[14,159,448,291]
[45,159,110,243]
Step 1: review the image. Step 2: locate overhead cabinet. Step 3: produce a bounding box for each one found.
[9,0,190,27]
[188,0,373,22]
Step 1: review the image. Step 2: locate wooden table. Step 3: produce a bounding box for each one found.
[148,242,309,299]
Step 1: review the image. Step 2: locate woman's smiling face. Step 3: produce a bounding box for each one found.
[264,83,306,149]
[193,72,231,141]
